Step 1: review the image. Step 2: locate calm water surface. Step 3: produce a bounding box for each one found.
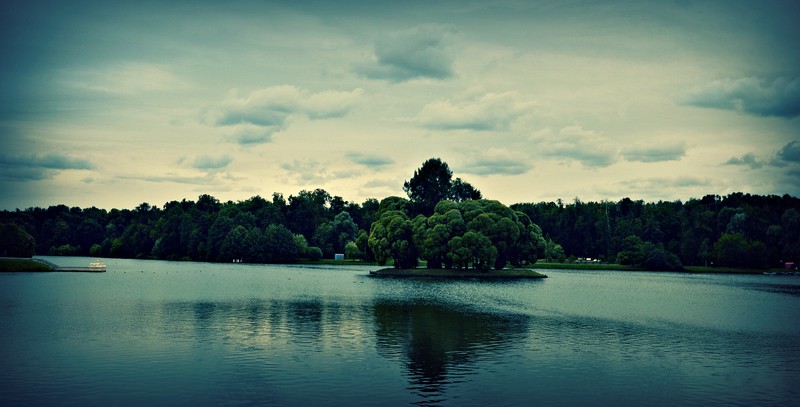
[1,257,799,406]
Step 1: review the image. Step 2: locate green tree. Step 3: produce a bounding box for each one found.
[0,224,35,257]
[263,224,298,263]
[449,178,482,202]
[330,211,358,255]
[616,235,645,266]
[781,208,800,262]
[544,238,565,263]
[287,189,331,240]
[713,232,767,268]
[293,234,310,257]
[244,227,267,262]
[616,235,682,270]
[207,214,234,261]
[345,241,360,259]
[408,199,544,270]
[49,244,79,256]
[368,210,418,268]
[219,225,248,262]
[355,229,373,261]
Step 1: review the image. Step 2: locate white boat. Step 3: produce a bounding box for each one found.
[88,260,106,270]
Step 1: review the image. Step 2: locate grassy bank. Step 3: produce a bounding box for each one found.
[529,262,638,271]
[0,258,53,272]
[369,268,547,279]
[297,259,380,266]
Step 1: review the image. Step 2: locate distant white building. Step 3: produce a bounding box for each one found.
[334,254,345,261]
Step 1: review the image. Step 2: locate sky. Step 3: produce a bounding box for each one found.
[2,0,799,210]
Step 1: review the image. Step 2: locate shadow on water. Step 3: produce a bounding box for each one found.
[373,301,528,406]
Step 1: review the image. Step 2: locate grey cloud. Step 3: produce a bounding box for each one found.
[206,86,363,145]
[683,77,800,118]
[725,152,765,169]
[726,141,800,170]
[230,125,279,146]
[531,126,619,168]
[458,161,530,176]
[192,154,233,171]
[345,152,394,168]
[117,174,211,185]
[0,153,94,181]
[281,159,361,185]
[419,92,532,131]
[776,140,800,163]
[622,143,686,163]
[361,179,399,189]
[620,176,712,192]
[457,148,532,176]
[357,24,455,82]
[116,171,241,186]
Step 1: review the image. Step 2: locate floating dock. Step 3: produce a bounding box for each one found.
[54,266,106,272]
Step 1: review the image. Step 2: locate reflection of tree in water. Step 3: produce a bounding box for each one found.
[168,299,329,343]
[374,302,527,405]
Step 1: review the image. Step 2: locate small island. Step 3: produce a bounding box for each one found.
[0,258,53,272]
[0,258,106,273]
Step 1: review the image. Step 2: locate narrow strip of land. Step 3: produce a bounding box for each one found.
[369,268,547,279]
[531,262,788,274]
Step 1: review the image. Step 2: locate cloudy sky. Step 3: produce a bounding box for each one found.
[2,0,799,210]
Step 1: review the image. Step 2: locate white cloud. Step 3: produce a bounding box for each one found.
[305,89,365,119]
[356,24,455,82]
[418,92,533,131]
[62,63,186,95]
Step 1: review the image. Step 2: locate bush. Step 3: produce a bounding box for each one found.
[642,246,683,271]
[305,246,323,260]
[616,236,682,271]
[345,241,361,260]
[49,244,79,256]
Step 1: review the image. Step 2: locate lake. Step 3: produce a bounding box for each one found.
[1,257,799,406]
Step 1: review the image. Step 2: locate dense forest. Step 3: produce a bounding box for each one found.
[1,159,799,269]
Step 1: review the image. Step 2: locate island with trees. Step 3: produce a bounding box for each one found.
[1,158,799,275]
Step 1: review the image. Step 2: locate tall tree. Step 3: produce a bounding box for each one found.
[403,158,454,216]
[449,178,482,202]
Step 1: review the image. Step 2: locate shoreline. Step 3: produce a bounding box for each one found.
[531,262,790,275]
[369,268,548,279]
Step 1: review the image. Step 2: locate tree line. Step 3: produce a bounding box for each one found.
[0,190,376,263]
[512,193,800,269]
[1,158,799,269]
